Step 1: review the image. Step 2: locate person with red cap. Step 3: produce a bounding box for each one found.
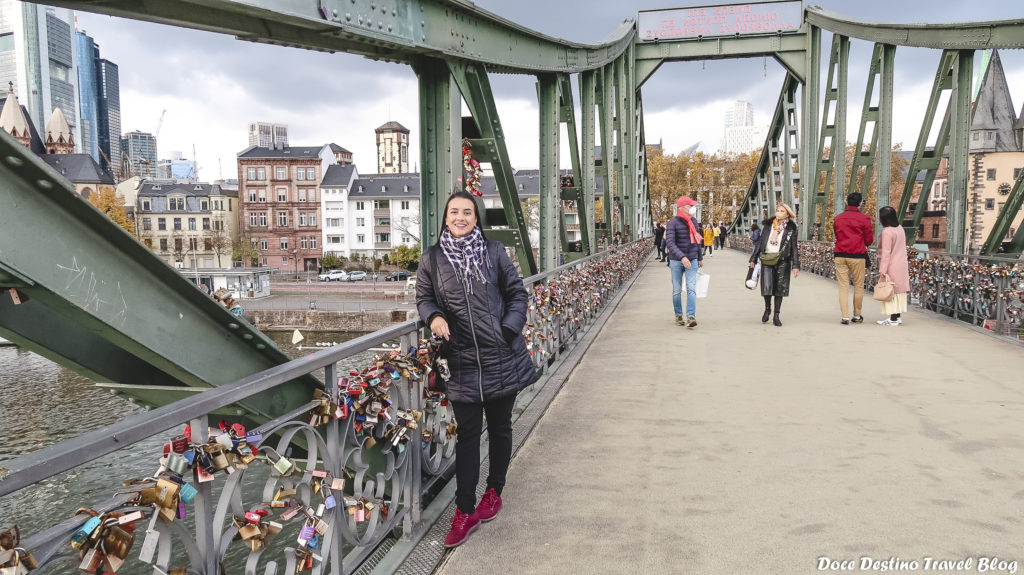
[665,196,704,327]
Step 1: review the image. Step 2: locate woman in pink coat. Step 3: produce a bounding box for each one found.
[876,206,911,325]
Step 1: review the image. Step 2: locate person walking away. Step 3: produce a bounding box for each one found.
[833,192,874,325]
[712,222,722,249]
[703,224,715,256]
[875,206,910,325]
[666,196,704,327]
[654,222,666,261]
[416,191,538,548]
[749,203,800,326]
[718,222,728,249]
[750,222,761,253]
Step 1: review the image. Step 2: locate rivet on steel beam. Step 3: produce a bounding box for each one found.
[228,323,240,330]
[37,179,53,190]
[243,333,254,340]
[4,156,24,167]
[256,343,266,349]
[346,13,351,20]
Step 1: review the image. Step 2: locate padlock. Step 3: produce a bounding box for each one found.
[206,445,230,471]
[136,514,160,564]
[102,553,125,574]
[78,546,105,572]
[297,520,315,546]
[165,452,188,475]
[15,550,37,571]
[170,434,189,454]
[315,504,324,518]
[117,511,144,525]
[71,516,102,548]
[176,501,187,520]
[101,524,135,560]
[194,465,215,483]
[331,478,344,491]
[272,454,294,476]
[280,508,301,521]
[324,494,337,510]
[265,521,283,536]
[214,432,234,449]
[178,482,198,504]
[306,534,319,549]
[310,469,328,478]
[246,431,263,443]
[313,519,328,536]
[237,524,260,541]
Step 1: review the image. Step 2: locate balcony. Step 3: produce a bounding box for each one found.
[375,242,391,249]
[373,208,389,217]
[374,225,390,234]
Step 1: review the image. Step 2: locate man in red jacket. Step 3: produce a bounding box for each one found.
[833,192,874,324]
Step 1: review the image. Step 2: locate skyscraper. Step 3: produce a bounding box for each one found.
[248,121,288,149]
[0,2,80,151]
[96,57,120,176]
[722,100,764,155]
[122,130,157,178]
[724,100,754,129]
[75,30,99,162]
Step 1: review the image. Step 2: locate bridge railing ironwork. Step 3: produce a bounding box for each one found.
[0,240,651,575]
[729,237,1024,341]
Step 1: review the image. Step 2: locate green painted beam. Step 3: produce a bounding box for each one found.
[538,73,561,271]
[415,57,458,247]
[580,71,598,254]
[597,66,615,237]
[449,61,537,274]
[981,167,1024,256]
[0,129,319,420]
[875,44,896,218]
[800,25,821,240]
[946,50,974,254]
[559,74,590,256]
[806,7,1024,49]
[634,32,807,64]
[832,36,850,217]
[48,0,635,74]
[848,43,893,234]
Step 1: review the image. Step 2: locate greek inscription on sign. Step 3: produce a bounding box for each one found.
[638,1,803,41]
[57,256,128,327]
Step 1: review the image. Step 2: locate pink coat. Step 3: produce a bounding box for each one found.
[877,226,910,294]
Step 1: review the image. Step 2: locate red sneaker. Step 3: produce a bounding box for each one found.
[444,509,480,548]
[474,488,502,522]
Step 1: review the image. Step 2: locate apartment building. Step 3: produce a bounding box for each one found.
[135,181,238,268]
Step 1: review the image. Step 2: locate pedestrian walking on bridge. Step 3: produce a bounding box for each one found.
[875,206,910,326]
[666,196,704,327]
[750,203,800,326]
[416,191,538,548]
[833,192,874,325]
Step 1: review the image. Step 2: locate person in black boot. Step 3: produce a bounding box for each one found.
[749,203,800,326]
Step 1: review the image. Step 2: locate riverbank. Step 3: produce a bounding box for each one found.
[251,309,414,332]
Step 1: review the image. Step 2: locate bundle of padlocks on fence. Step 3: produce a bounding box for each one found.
[0,526,38,575]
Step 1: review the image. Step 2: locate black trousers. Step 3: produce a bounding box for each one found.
[451,394,517,514]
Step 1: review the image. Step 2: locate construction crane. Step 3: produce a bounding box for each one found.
[154,109,166,142]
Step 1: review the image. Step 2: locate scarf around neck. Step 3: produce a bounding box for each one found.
[439,227,489,292]
[677,213,701,244]
[769,217,789,246]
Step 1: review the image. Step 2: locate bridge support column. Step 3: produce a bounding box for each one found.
[580,70,598,254]
[538,73,560,271]
[415,58,460,247]
[946,50,974,254]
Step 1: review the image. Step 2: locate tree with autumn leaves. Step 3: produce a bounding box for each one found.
[646,147,760,226]
[86,188,134,233]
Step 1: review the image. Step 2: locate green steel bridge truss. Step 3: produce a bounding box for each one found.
[3,0,1024,414]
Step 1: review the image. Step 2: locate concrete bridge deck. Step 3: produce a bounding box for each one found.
[436,247,1024,575]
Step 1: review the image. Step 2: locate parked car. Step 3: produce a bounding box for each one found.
[319,269,347,282]
[346,271,367,282]
[385,270,412,282]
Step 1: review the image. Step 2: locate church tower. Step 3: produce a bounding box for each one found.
[375,121,410,173]
[0,82,34,149]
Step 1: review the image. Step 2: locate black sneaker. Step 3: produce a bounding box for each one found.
[851,316,864,324]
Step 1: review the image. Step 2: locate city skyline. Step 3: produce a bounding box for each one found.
[72,1,1024,181]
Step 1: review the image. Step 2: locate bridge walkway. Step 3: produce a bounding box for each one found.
[436,247,1024,575]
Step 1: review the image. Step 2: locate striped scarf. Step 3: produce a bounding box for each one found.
[439,227,489,293]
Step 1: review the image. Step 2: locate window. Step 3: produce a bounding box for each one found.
[376,218,390,227]
[278,212,288,226]
[174,238,183,252]
[202,218,210,230]
[256,167,266,180]
[247,167,256,179]
[142,200,151,211]
[998,202,1005,212]
[173,218,182,231]
[985,198,995,210]
[258,189,267,202]
[189,238,199,251]
[326,201,343,211]
[188,218,196,231]
[987,169,997,181]
[298,189,306,202]
[296,168,305,180]
[374,200,390,210]
[972,133,980,141]
[142,218,152,231]
[930,223,939,238]
[401,201,410,210]
[169,197,184,211]
[308,189,316,202]
[260,239,268,250]
[282,256,289,265]
[249,190,257,202]
[200,200,208,210]
[326,218,342,227]
[280,238,288,249]
[259,213,267,226]
[357,234,365,243]
[356,217,365,227]
[301,237,308,249]
[277,188,287,202]
[310,236,317,249]
[213,219,223,231]
[249,213,258,226]
[328,236,343,244]
[159,239,168,251]
[276,167,286,179]
[356,201,365,211]
[376,233,390,243]
[300,214,307,226]
[204,239,212,250]
[402,234,411,243]
[309,214,317,227]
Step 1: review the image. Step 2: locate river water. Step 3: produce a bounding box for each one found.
[0,330,382,573]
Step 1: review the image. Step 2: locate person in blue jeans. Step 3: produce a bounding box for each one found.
[665,196,704,327]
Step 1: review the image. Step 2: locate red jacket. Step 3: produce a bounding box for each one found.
[833,206,874,256]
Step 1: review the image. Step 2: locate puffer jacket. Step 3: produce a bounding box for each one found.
[665,216,703,262]
[416,241,538,403]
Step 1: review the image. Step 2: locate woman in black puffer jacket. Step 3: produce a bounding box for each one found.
[416,191,538,548]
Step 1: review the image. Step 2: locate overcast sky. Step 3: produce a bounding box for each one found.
[73,1,1024,181]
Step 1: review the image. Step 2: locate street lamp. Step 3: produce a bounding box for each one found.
[292,248,298,280]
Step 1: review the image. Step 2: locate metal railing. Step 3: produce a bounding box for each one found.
[730,237,1024,341]
[0,240,652,575]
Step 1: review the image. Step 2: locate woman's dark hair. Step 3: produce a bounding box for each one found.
[750,222,759,230]
[878,205,900,228]
[437,190,486,245]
